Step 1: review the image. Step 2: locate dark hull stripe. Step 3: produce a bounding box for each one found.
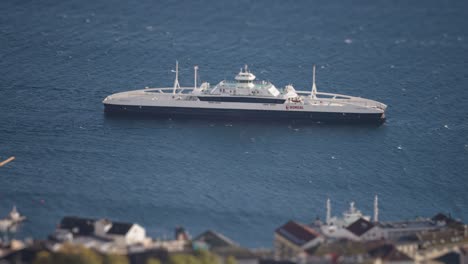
[197,96,286,104]
[104,104,385,124]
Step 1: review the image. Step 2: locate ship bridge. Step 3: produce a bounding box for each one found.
[235,65,256,88]
[212,65,280,97]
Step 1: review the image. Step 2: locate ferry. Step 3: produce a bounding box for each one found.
[103,63,387,124]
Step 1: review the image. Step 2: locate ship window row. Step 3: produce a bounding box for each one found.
[238,80,252,83]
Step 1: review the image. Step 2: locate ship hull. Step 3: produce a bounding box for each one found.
[104,104,385,124]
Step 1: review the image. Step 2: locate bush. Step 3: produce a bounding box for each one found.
[33,244,129,264]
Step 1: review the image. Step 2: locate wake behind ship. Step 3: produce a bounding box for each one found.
[103,63,387,124]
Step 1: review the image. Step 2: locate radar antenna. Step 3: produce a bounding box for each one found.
[173,60,180,95]
[311,65,317,99]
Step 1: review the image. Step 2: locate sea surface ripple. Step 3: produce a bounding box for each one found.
[0,0,467,247]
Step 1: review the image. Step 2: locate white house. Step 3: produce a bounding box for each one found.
[94,219,146,246]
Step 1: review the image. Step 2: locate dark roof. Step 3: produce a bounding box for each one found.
[435,251,461,264]
[396,234,420,243]
[384,248,413,261]
[210,246,257,259]
[431,213,464,228]
[432,213,451,223]
[128,248,169,264]
[59,216,96,236]
[346,218,375,237]
[275,221,320,247]
[107,221,134,235]
[260,260,295,264]
[368,244,412,261]
[193,230,237,248]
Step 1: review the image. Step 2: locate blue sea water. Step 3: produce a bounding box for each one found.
[1,0,467,248]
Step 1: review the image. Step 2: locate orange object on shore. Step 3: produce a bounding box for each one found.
[0,156,15,167]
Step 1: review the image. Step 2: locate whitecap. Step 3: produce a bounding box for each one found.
[397,145,403,150]
[344,38,353,44]
[444,124,449,129]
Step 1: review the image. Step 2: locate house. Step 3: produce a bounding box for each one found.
[193,230,237,249]
[320,217,383,242]
[193,230,258,264]
[368,244,413,263]
[394,234,420,258]
[346,218,383,241]
[274,220,323,262]
[94,219,146,246]
[58,216,96,236]
[377,219,441,241]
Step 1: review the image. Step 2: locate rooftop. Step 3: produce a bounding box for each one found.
[377,219,437,229]
[59,216,95,236]
[193,230,238,248]
[346,218,375,237]
[276,221,321,247]
[368,244,412,261]
[107,222,134,235]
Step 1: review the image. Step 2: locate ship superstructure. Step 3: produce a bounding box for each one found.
[103,62,387,123]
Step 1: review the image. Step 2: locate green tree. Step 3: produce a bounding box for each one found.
[103,253,129,264]
[168,253,202,264]
[33,244,102,264]
[195,250,219,264]
[226,256,237,264]
[54,244,102,264]
[33,251,52,264]
[146,258,162,264]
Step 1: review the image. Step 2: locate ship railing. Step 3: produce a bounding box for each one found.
[218,80,272,88]
[144,87,197,94]
[296,91,387,109]
[221,80,271,85]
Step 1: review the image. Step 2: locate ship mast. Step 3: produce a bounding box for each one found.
[326,198,331,225]
[373,195,379,222]
[194,65,199,89]
[173,60,180,95]
[311,65,317,99]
